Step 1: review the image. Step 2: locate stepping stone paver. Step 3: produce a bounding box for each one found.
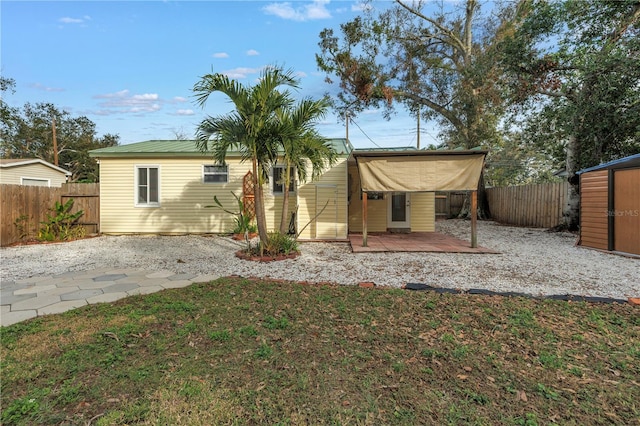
[1,292,36,306]
[190,274,221,283]
[93,274,127,282]
[39,287,81,297]
[146,271,176,279]
[11,294,61,311]
[78,280,117,290]
[14,284,57,295]
[161,280,193,289]
[127,286,164,296]
[1,310,38,326]
[61,289,104,301]
[87,292,129,304]
[168,273,197,281]
[103,283,140,293]
[39,300,88,315]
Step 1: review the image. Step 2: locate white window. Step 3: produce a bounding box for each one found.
[203,164,228,183]
[135,165,160,207]
[272,166,295,194]
[21,177,50,187]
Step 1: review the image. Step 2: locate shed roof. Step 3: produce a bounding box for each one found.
[577,153,640,174]
[0,158,72,175]
[89,138,353,158]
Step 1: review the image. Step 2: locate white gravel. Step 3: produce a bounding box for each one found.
[1,220,638,299]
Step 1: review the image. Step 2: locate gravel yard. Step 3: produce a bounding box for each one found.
[1,220,638,299]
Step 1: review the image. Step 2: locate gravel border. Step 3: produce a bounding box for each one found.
[1,220,637,299]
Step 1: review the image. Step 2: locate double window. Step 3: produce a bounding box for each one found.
[272,166,295,194]
[203,164,228,183]
[135,166,159,207]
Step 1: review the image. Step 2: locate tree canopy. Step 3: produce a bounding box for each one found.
[1,78,119,182]
[498,0,640,227]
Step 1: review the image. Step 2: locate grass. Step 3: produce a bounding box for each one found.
[1,277,639,425]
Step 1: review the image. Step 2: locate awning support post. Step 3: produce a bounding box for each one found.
[362,191,368,247]
[471,190,478,248]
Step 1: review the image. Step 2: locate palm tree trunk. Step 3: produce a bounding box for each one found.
[252,158,269,247]
[279,166,291,234]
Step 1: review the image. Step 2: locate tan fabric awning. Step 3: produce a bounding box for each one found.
[354,151,486,192]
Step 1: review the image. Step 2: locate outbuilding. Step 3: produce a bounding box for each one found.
[0,158,71,187]
[577,153,640,257]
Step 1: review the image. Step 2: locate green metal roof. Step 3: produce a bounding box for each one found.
[89,138,353,158]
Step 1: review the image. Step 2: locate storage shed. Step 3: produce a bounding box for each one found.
[0,158,71,187]
[577,153,640,257]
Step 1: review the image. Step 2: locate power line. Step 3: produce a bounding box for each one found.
[349,117,382,148]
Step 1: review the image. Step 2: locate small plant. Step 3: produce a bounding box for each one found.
[209,330,232,342]
[1,395,40,424]
[255,343,273,359]
[38,199,85,242]
[259,231,299,256]
[263,316,289,330]
[13,214,31,241]
[207,191,256,238]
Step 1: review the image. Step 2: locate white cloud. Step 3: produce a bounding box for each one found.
[213,52,229,58]
[93,89,162,114]
[294,71,308,78]
[59,16,90,24]
[172,96,188,103]
[28,83,64,92]
[222,67,262,79]
[262,0,331,22]
[175,109,195,116]
[246,49,260,56]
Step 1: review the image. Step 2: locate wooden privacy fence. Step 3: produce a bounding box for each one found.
[486,181,568,228]
[435,192,466,218]
[0,183,99,246]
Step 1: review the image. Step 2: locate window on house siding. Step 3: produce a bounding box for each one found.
[136,166,159,206]
[272,166,295,194]
[203,164,228,183]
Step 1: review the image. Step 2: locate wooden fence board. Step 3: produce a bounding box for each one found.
[0,183,99,246]
[486,182,568,228]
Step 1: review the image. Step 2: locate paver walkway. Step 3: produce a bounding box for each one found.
[0,268,219,327]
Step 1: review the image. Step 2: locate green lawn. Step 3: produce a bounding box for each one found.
[1,277,638,425]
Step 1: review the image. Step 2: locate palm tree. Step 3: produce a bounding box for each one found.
[193,66,299,246]
[275,97,338,234]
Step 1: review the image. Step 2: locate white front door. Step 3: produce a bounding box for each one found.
[388,192,411,228]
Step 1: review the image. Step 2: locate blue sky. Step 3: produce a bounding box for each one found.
[1,0,435,149]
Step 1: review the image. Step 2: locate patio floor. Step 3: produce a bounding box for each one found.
[348,232,499,254]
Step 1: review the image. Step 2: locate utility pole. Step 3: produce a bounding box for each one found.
[416,107,420,149]
[345,111,349,142]
[52,117,58,166]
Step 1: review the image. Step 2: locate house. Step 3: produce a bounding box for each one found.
[0,158,71,187]
[89,140,487,241]
[577,153,640,257]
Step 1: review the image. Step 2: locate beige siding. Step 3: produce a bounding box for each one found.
[99,156,347,237]
[100,157,259,234]
[410,192,435,231]
[0,163,68,187]
[297,157,349,239]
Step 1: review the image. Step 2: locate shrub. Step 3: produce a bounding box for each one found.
[38,199,85,242]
